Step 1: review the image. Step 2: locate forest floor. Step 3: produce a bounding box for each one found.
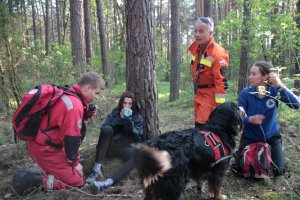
[0,94,300,200]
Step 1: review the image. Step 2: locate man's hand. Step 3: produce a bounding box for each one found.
[86,104,98,117]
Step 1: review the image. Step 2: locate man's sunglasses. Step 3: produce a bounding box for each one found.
[199,17,212,28]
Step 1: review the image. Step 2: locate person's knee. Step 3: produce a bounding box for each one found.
[273,164,285,176]
[100,126,114,138]
[119,145,134,162]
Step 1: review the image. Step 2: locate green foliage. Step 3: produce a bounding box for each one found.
[156,40,171,82]
[278,103,300,126]
[0,117,13,145]
[216,0,300,84]
[16,42,76,89]
[107,49,126,84]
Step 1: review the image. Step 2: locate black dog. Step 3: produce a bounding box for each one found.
[132,102,243,200]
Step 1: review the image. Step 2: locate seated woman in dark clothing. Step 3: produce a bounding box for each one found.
[86,91,144,184]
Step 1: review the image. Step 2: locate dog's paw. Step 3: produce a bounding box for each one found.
[215,194,227,200]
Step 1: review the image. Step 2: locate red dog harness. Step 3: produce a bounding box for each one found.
[199,131,233,167]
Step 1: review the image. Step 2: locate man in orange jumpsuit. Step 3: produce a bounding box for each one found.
[188,17,229,128]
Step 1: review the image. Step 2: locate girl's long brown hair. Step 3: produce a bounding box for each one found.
[117,91,136,114]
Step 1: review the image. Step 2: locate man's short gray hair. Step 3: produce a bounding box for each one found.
[195,17,214,32]
[77,72,106,89]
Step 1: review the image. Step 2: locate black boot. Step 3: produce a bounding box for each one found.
[12,170,42,195]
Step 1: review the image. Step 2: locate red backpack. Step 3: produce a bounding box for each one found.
[239,142,273,179]
[12,84,75,141]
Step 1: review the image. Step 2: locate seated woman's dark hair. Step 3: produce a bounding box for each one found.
[118,91,136,113]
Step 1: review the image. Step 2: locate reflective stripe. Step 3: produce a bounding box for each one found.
[47,174,54,190]
[215,97,226,104]
[200,59,212,67]
[191,55,196,61]
[215,93,226,104]
[61,94,73,110]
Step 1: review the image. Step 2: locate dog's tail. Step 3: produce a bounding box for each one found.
[132,143,172,188]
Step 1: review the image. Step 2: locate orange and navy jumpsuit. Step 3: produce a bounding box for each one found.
[188,38,229,124]
[29,85,89,190]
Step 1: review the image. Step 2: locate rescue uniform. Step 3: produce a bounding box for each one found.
[28,85,89,190]
[188,38,229,124]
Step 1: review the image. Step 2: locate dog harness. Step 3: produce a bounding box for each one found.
[199,131,233,167]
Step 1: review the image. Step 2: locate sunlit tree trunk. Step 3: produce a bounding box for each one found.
[55,0,61,44]
[294,0,300,95]
[84,0,92,64]
[195,0,203,17]
[96,0,110,87]
[31,0,37,46]
[238,0,250,94]
[21,0,29,46]
[169,0,180,101]
[204,0,211,17]
[125,0,159,139]
[45,0,50,55]
[70,0,86,74]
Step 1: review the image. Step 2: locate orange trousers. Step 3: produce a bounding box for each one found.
[194,88,217,124]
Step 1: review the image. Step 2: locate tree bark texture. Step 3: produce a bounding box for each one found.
[195,0,203,17]
[294,0,300,93]
[70,0,86,74]
[96,0,110,87]
[238,0,250,94]
[169,0,180,101]
[84,0,92,64]
[45,0,50,55]
[125,0,159,139]
[31,0,37,46]
[55,0,61,44]
[204,0,211,17]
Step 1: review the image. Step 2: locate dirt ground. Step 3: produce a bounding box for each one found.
[0,112,300,200]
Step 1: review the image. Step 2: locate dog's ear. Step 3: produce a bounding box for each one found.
[208,102,243,135]
[209,106,219,121]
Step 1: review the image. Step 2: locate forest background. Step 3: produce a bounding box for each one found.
[0,0,300,199]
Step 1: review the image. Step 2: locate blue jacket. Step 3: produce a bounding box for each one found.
[102,108,144,142]
[238,86,300,141]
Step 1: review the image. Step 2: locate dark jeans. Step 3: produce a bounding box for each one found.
[95,125,135,163]
[234,133,285,176]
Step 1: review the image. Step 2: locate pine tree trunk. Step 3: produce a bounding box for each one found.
[31,0,37,46]
[70,0,86,74]
[45,0,50,55]
[204,0,211,17]
[169,0,180,101]
[294,0,300,94]
[55,0,61,44]
[84,0,92,64]
[125,0,159,139]
[238,0,250,94]
[96,0,110,87]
